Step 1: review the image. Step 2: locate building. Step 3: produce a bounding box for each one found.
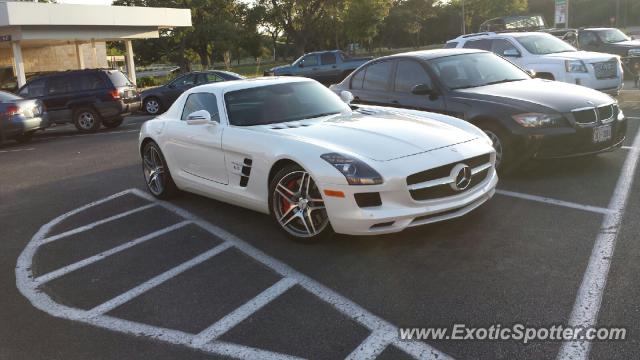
[0,1,191,89]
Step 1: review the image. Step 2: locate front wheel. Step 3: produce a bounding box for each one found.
[142,141,179,199]
[269,164,334,242]
[479,123,513,172]
[144,97,162,115]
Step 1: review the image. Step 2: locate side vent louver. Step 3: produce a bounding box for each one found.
[239,158,252,187]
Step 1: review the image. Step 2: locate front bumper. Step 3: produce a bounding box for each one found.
[319,156,498,236]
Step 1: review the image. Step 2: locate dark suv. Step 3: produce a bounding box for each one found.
[577,28,640,83]
[18,69,141,132]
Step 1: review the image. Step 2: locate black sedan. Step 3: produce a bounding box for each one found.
[330,49,627,171]
[0,90,48,143]
[140,70,244,115]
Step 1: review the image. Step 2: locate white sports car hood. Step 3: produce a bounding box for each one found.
[255,112,477,161]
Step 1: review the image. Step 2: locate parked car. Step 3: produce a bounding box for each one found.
[0,90,48,143]
[140,70,243,115]
[263,50,371,84]
[576,28,640,82]
[138,77,497,241]
[446,32,624,94]
[17,69,140,132]
[329,49,627,171]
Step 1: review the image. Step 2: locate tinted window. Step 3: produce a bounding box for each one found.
[19,79,46,97]
[78,74,107,91]
[48,77,71,95]
[171,74,196,87]
[301,55,318,66]
[105,70,133,87]
[491,39,519,56]
[394,60,432,93]
[0,90,21,102]
[224,81,348,126]
[362,61,392,91]
[463,39,492,50]
[515,34,576,54]
[181,93,220,122]
[320,53,336,65]
[444,42,458,49]
[350,68,365,89]
[201,73,223,83]
[579,32,599,46]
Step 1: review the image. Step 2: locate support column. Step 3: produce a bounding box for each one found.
[124,39,136,86]
[11,41,26,88]
[91,39,98,68]
[75,42,85,69]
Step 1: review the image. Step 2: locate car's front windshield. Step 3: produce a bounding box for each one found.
[597,29,630,43]
[515,34,577,54]
[428,52,530,90]
[224,81,349,126]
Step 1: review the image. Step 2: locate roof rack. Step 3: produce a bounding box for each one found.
[459,32,496,39]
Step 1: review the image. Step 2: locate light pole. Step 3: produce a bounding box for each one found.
[461,0,466,34]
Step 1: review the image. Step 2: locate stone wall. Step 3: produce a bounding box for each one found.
[0,42,108,75]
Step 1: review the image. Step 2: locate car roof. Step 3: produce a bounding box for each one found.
[581,27,615,31]
[453,31,548,41]
[379,48,486,61]
[188,76,312,94]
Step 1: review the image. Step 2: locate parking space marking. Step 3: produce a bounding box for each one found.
[17,188,451,360]
[496,189,613,215]
[557,126,640,360]
[192,277,298,346]
[86,241,234,317]
[41,203,156,245]
[0,147,35,153]
[34,221,192,286]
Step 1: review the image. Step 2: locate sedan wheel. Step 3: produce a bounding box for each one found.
[142,142,178,199]
[270,166,332,242]
[144,98,161,115]
[484,130,503,167]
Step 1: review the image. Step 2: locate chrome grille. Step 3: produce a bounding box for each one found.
[592,60,617,79]
[407,153,492,201]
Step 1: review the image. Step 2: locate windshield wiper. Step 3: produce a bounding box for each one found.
[482,79,524,86]
[300,112,341,120]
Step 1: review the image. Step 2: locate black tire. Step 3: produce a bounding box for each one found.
[268,163,334,243]
[477,122,516,173]
[73,107,102,132]
[143,97,162,115]
[103,117,124,129]
[141,141,179,199]
[15,131,35,143]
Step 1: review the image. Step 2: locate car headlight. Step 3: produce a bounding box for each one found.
[321,153,383,185]
[511,113,562,128]
[618,108,625,121]
[565,60,588,73]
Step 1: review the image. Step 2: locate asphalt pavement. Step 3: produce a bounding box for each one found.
[1,104,640,360]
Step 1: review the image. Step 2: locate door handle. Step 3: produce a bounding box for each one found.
[391,100,400,104]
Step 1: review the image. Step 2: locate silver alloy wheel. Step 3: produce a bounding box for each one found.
[484,130,503,167]
[77,111,95,130]
[143,146,165,196]
[145,99,160,114]
[272,171,328,238]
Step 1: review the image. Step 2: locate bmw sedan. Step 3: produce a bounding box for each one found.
[330,49,627,171]
[139,77,497,242]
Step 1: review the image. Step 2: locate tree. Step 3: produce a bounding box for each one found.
[343,0,393,49]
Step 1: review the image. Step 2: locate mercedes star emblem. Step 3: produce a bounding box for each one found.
[450,163,472,192]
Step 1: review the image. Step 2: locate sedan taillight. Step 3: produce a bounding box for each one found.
[5,104,20,116]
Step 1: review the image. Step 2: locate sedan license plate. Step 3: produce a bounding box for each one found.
[593,125,612,143]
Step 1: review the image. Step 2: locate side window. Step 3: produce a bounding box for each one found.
[47,77,71,95]
[362,61,393,91]
[301,55,318,67]
[444,42,458,49]
[19,79,46,97]
[320,53,336,65]
[172,74,196,87]
[491,39,520,56]
[200,73,223,84]
[78,74,107,91]
[350,68,365,89]
[463,39,492,51]
[394,60,432,93]
[579,32,598,46]
[181,93,220,122]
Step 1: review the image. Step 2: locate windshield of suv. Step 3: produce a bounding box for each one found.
[515,34,577,54]
[428,52,530,90]
[224,81,349,126]
[596,29,631,43]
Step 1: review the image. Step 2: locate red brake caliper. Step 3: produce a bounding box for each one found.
[280,178,299,214]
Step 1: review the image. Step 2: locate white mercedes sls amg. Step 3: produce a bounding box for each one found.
[139,77,498,242]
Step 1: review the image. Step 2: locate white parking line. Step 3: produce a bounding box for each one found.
[192,277,298,346]
[34,221,191,286]
[0,147,35,153]
[16,188,452,360]
[41,203,156,245]
[86,242,233,318]
[496,189,613,215]
[557,126,640,360]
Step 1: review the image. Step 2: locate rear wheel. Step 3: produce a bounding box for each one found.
[103,117,124,129]
[269,164,333,242]
[142,141,179,199]
[144,97,162,115]
[73,107,101,132]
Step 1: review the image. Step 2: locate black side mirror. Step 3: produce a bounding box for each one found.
[411,84,433,95]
